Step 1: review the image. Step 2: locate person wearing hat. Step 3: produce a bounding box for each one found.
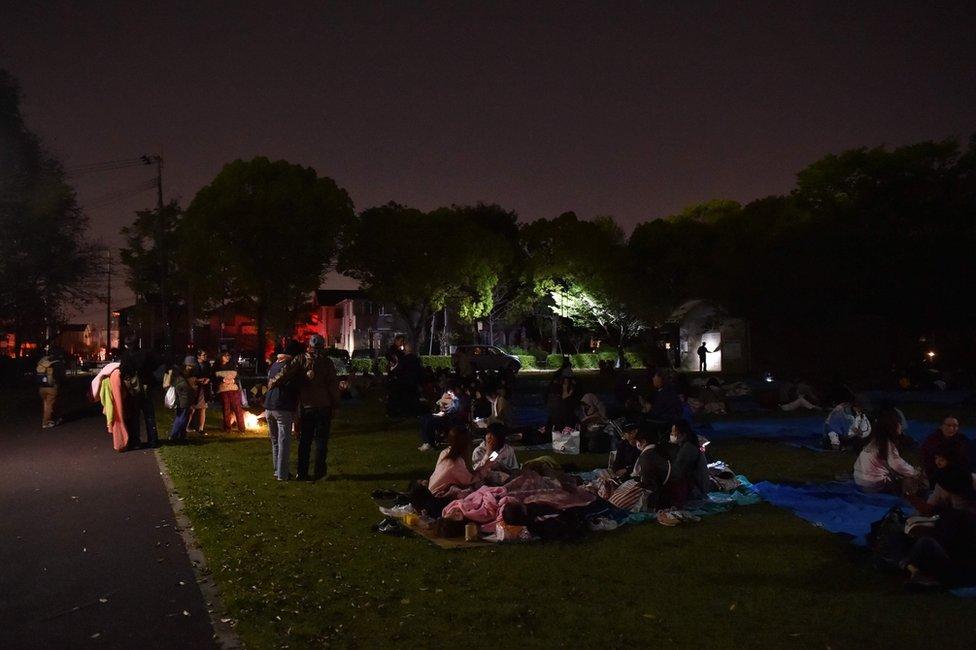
[295,334,341,481]
[168,356,197,443]
[265,339,306,480]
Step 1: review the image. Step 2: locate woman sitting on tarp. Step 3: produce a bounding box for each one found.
[579,393,608,432]
[607,427,674,513]
[409,426,499,517]
[853,411,923,495]
[824,399,871,450]
[472,423,519,484]
[668,420,711,503]
[908,450,976,516]
[901,507,976,590]
[920,414,974,478]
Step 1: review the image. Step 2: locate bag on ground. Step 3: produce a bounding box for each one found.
[551,428,580,455]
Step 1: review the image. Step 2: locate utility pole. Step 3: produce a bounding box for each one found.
[141,154,169,352]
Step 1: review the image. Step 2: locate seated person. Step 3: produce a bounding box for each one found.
[485,384,514,429]
[642,370,684,423]
[824,398,871,449]
[909,450,976,516]
[625,428,675,511]
[579,393,608,432]
[853,411,922,495]
[610,421,640,477]
[920,414,973,478]
[780,379,822,411]
[410,426,498,517]
[470,386,492,426]
[667,419,709,504]
[902,508,976,589]
[472,423,519,483]
[418,383,461,451]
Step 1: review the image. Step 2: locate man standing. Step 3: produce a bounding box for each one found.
[36,345,66,428]
[697,342,712,372]
[120,337,160,450]
[296,335,341,481]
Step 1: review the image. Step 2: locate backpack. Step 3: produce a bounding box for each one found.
[35,356,53,386]
[866,506,912,569]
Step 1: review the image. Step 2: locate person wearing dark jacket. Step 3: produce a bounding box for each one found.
[168,357,196,443]
[645,370,684,425]
[920,415,974,477]
[265,339,304,481]
[631,428,674,511]
[120,337,160,449]
[296,335,341,480]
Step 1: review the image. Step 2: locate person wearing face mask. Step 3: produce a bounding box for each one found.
[920,415,974,478]
[667,420,708,507]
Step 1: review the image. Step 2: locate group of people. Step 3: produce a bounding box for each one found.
[164,348,248,442]
[846,409,976,589]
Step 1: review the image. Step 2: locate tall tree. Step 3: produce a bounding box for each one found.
[183,157,354,370]
[119,201,184,349]
[338,203,457,350]
[0,69,99,349]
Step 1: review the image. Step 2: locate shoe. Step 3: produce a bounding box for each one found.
[672,510,701,523]
[657,511,680,527]
[379,504,416,518]
[587,517,619,532]
[41,422,55,429]
[418,443,433,452]
[373,517,407,536]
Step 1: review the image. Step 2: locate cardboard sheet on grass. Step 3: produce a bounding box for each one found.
[753,480,976,597]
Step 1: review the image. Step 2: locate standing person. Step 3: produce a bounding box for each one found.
[697,342,712,372]
[295,335,341,481]
[188,349,212,433]
[168,357,196,443]
[120,337,160,450]
[265,340,304,481]
[36,345,66,428]
[385,335,406,417]
[213,350,246,434]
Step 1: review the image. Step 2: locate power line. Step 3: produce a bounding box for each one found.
[65,157,150,177]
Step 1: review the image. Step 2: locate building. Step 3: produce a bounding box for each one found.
[655,299,751,374]
[308,290,403,355]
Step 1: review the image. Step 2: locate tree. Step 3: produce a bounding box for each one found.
[183,157,354,370]
[119,201,184,349]
[0,69,100,350]
[338,203,457,351]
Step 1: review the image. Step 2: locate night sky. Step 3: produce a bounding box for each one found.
[3,1,975,321]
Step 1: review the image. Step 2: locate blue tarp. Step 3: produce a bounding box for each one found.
[754,480,976,597]
[753,480,907,544]
[698,416,976,450]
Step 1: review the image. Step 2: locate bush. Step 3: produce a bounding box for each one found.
[624,352,644,368]
[350,358,372,374]
[526,347,549,364]
[420,355,453,370]
[596,350,618,363]
[547,354,566,369]
[571,353,599,369]
[515,355,537,370]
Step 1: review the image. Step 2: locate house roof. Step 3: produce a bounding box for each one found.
[315,289,367,306]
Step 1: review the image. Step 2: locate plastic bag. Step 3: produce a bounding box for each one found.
[164,386,177,409]
[551,428,580,455]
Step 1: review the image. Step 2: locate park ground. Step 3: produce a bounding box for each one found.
[151,380,976,649]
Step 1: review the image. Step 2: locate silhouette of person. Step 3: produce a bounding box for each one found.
[697,342,711,372]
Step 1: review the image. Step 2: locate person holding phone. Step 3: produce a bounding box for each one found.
[472,423,519,484]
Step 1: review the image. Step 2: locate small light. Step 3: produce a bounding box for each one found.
[764,372,774,383]
[926,350,936,359]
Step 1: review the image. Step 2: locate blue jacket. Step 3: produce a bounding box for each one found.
[265,359,299,411]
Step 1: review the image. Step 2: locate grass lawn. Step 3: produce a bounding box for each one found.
[158,395,976,649]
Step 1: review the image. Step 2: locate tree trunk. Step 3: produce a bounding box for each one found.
[442,307,450,354]
[550,316,558,354]
[187,281,195,348]
[428,312,436,355]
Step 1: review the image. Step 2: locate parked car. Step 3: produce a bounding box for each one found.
[451,345,521,374]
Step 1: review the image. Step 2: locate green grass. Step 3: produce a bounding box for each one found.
[159,396,976,649]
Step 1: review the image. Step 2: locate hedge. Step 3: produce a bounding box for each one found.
[349,358,389,374]
[544,351,646,370]
[515,355,537,369]
[420,355,453,370]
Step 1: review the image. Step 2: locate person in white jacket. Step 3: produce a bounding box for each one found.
[854,411,921,494]
[824,400,871,449]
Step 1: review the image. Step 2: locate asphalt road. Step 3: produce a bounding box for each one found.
[0,380,216,649]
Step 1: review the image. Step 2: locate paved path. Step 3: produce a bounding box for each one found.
[0,382,216,649]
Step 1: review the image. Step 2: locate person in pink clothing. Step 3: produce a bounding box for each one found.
[854,410,922,495]
[409,426,497,518]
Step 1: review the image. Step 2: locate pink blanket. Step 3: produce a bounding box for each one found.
[442,486,511,531]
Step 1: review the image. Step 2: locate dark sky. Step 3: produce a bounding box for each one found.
[3,1,975,321]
